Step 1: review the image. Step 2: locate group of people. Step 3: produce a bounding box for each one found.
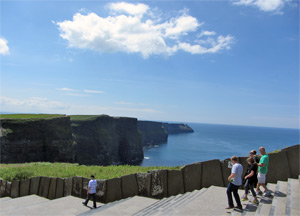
[226,146,270,211]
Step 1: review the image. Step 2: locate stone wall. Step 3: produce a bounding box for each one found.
[1,144,299,203]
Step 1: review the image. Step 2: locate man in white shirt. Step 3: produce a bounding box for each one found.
[226,156,243,211]
[82,175,97,208]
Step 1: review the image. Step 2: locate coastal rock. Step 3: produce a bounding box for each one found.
[72,115,143,165]
[163,123,194,134]
[137,121,168,146]
[0,116,75,163]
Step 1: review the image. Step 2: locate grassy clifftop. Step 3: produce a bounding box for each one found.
[0,162,181,181]
[0,114,64,120]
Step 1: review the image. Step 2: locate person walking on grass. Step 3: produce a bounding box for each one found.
[256,147,271,196]
[82,175,97,208]
[242,157,259,204]
[226,156,243,211]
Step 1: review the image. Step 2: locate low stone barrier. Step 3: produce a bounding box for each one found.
[201,159,224,188]
[181,162,201,192]
[0,144,298,204]
[121,174,138,199]
[105,177,122,203]
[167,170,184,196]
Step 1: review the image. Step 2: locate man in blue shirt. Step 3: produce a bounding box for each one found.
[226,156,243,211]
[82,175,97,208]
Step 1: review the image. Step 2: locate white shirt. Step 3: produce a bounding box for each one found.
[231,163,243,186]
[88,179,97,194]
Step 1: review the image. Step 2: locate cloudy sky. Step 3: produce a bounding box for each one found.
[0,0,299,128]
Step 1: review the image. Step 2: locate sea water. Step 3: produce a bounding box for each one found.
[140,123,300,167]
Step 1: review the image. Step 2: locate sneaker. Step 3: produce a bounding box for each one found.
[225,206,234,209]
[263,191,271,197]
[82,202,87,206]
[234,206,243,211]
[242,197,248,201]
[252,200,259,204]
[256,190,263,195]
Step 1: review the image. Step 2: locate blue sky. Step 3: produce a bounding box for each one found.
[0,0,299,129]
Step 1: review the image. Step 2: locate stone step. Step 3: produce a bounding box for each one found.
[2,196,102,216]
[0,195,48,214]
[79,196,158,215]
[285,178,300,216]
[154,188,208,216]
[133,189,204,216]
[165,186,244,216]
[254,183,276,216]
[133,192,190,216]
[269,180,288,216]
[0,197,12,202]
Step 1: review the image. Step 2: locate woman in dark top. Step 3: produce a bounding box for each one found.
[242,157,259,204]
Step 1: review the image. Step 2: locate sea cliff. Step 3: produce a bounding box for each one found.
[71,115,143,165]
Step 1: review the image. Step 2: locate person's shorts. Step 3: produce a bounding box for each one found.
[257,173,266,184]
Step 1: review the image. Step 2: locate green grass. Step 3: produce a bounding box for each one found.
[70,115,108,121]
[0,114,64,119]
[0,162,181,181]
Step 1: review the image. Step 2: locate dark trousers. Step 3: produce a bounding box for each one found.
[244,180,257,197]
[84,193,96,208]
[227,183,242,208]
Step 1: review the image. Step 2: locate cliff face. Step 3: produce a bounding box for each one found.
[71,115,143,165]
[163,123,194,134]
[137,121,168,146]
[0,116,75,163]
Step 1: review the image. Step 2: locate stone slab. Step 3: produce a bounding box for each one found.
[48,177,57,199]
[0,180,8,197]
[181,162,201,192]
[2,195,102,215]
[38,177,51,198]
[63,177,72,197]
[283,144,300,178]
[121,174,139,199]
[220,158,232,187]
[20,179,30,197]
[0,194,48,213]
[105,177,122,203]
[167,170,184,196]
[10,180,20,198]
[29,177,40,195]
[55,178,64,199]
[201,159,224,188]
[149,169,168,199]
[81,177,90,199]
[72,176,83,198]
[81,196,158,216]
[96,179,106,203]
[136,172,151,197]
[268,151,291,183]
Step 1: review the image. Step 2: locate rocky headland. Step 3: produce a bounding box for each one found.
[0,114,193,165]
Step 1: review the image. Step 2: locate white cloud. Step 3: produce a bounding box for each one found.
[0,96,68,110]
[0,96,161,115]
[108,2,149,16]
[198,30,216,38]
[57,87,77,91]
[56,2,234,58]
[83,90,104,94]
[233,0,286,13]
[179,35,234,54]
[0,38,9,55]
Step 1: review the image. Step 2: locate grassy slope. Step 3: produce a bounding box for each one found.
[0,114,64,119]
[0,163,181,181]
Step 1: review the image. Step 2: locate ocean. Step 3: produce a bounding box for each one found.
[140,123,300,167]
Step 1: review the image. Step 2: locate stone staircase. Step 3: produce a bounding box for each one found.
[0,177,299,215]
